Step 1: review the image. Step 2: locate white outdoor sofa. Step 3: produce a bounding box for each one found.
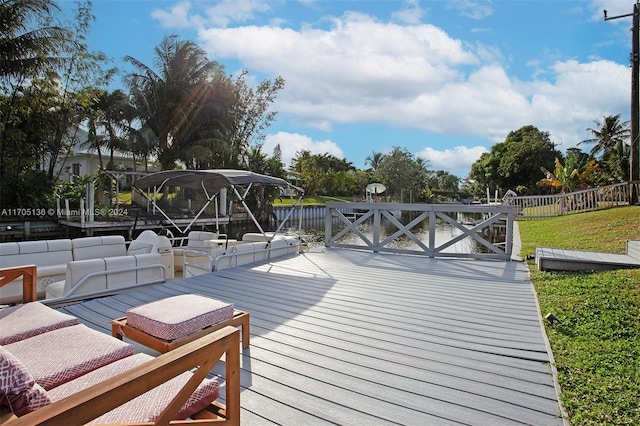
[0,234,168,304]
[184,232,300,276]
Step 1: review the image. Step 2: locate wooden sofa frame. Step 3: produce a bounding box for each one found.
[0,266,241,425]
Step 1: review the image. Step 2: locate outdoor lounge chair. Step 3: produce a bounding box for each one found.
[0,265,241,425]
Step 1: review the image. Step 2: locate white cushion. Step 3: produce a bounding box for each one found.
[72,236,126,260]
[187,231,218,251]
[105,256,136,289]
[127,240,153,255]
[63,258,107,296]
[132,253,164,283]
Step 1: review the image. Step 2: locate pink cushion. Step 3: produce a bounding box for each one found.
[0,345,51,415]
[127,295,234,341]
[48,353,220,424]
[0,302,79,345]
[4,324,133,390]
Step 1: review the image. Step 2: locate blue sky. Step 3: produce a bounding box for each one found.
[67,0,635,176]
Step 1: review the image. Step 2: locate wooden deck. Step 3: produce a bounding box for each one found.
[57,248,564,425]
[536,241,640,271]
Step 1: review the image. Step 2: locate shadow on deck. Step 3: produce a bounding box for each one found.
[59,248,565,425]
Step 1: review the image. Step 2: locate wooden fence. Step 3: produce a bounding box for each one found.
[507,181,640,219]
[324,202,516,260]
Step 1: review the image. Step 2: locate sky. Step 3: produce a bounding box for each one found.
[63,0,637,177]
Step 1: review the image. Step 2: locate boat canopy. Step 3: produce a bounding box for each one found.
[133,169,304,236]
[134,169,302,193]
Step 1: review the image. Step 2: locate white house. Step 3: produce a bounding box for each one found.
[54,128,156,186]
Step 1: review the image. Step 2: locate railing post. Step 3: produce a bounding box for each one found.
[373,205,380,252]
[324,205,332,247]
[505,210,514,258]
[428,210,436,258]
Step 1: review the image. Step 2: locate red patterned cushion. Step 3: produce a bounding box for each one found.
[4,324,133,390]
[49,353,220,424]
[13,383,51,416]
[0,345,51,415]
[0,302,79,345]
[127,295,234,340]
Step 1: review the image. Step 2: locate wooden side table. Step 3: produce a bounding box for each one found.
[112,309,250,353]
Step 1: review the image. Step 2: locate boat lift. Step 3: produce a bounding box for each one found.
[133,169,305,241]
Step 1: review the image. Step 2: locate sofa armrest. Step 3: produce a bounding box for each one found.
[45,259,167,303]
[2,326,241,426]
[182,249,215,278]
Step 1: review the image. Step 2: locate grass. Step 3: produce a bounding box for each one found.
[518,206,640,425]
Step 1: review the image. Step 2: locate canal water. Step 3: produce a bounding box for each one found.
[271,208,498,254]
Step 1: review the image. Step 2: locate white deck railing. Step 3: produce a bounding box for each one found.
[324,202,516,260]
[507,181,639,219]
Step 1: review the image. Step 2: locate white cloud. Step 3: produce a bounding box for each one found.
[524,60,629,146]
[198,12,480,128]
[197,11,629,146]
[152,0,270,29]
[263,132,344,166]
[152,2,198,28]
[203,0,271,27]
[392,0,425,25]
[446,0,495,20]
[416,146,488,176]
[153,1,631,170]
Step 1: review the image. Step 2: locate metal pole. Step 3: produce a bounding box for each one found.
[632,4,639,204]
[604,3,639,204]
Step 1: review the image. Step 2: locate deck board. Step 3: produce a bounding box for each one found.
[536,246,640,271]
[57,248,564,425]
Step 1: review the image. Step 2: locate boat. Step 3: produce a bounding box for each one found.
[132,169,306,277]
[0,170,305,304]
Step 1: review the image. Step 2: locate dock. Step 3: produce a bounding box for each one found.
[58,248,564,425]
[536,241,640,271]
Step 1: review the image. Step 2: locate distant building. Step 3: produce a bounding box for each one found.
[54,128,156,187]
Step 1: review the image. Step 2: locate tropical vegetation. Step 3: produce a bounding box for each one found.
[0,0,635,215]
[518,207,640,425]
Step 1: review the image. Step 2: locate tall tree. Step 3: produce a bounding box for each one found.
[227,71,285,167]
[290,151,355,196]
[468,125,561,196]
[365,151,384,171]
[374,146,430,201]
[581,115,630,160]
[0,0,111,208]
[124,35,226,170]
[581,114,630,182]
[0,0,70,82]
[75,88,130,169]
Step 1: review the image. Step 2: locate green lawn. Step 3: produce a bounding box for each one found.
[518,206,640,425]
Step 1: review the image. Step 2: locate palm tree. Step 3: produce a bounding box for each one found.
[101,90,131,168]
[124,35,225,170]
[581,115,630,166]
[0,0,71,81]
[365,151,384,171]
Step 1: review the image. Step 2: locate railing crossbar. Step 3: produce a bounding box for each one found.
[324,203,515,260]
